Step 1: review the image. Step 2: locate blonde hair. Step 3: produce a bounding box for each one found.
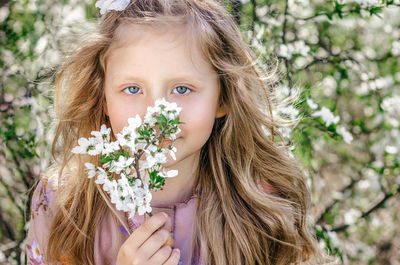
[46,0,335,264]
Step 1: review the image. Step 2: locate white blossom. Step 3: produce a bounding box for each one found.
[311,106,340,127]
[91,124,110,140]
[169,146,177,160]
[165,170,178,178]
[84,162,96,178]
[71,137,92,154]
[128,115,142,130]
[170,127,181,140]
[72,98,182,217]
[142,151,161,169]
[102,141,120,155]
[144,112,157,127]
[111,156,134,174]
[94,168,108,185]
[116,126,138,153]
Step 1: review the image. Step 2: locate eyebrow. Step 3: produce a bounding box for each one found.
[114,73,205,86]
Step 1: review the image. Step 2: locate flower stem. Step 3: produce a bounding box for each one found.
[136,126,169,160]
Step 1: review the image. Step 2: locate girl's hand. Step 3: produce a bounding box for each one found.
[116,212,181,265]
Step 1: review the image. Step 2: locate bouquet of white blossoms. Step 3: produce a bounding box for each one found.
[72,98,182,219]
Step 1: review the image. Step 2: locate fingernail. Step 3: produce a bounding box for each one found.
[162,212,168,219]
[175,248,180,254]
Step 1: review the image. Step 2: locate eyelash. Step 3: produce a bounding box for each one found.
[123,85,192,95]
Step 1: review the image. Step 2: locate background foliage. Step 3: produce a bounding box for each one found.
[0,0,399,264]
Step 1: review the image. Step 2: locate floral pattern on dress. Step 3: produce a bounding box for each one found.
[26,239,46,265]
[31,178,57,219]
[119,225,129,236]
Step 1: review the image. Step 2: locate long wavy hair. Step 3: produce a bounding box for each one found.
[45,0,335,264]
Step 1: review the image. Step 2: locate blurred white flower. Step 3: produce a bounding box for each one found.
[326,231,340,247]
[0,250,5,263]
[281,85,290,97]
[336,126,354,144]
[344,208,361,225]
[277,126,293,139]
[256,25,265,40]
[279,44,294,60]
[306,97,318,110]
[321,76,337,97]
[311,106,340,127]
[279,105,299,120]
[385,145,398,154]
[381,95,400,118]
[354,0,380,8]
[293,40,310,56]
[357,179,371,190]
[374,76,394,90]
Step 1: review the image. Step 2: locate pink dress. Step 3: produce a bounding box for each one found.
[26,177,201,265]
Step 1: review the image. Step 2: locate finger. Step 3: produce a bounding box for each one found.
[163,248,181,265]
[147,244,172,264]
[139,228,171,259]
[128,212,168,249]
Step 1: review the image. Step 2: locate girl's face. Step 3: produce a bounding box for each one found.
[104,24,226,168]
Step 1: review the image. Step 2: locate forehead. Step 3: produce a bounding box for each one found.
[105,23,215,77]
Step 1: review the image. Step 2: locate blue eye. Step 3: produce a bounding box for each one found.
[173,86,191,95]
[123,85,191,95]
[123,86,141,95]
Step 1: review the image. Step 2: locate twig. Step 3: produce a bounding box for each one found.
[0,209,15,241]
[230,0,242,26]
[0,178,24,215]
[323,185,400,232]
[250,0,257,37]
[316,175,361,224]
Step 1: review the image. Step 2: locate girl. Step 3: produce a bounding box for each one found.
[26,0,335,264]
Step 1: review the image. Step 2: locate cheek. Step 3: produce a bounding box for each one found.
[106,100,136,134]
[108,109,127,134]
[180,102,217,140]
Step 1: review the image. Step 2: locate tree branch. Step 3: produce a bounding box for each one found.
[324,185,400,233]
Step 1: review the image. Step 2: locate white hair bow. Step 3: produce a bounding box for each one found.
[95,0,131,15]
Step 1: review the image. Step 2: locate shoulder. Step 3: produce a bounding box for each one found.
[30,163,77,218]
